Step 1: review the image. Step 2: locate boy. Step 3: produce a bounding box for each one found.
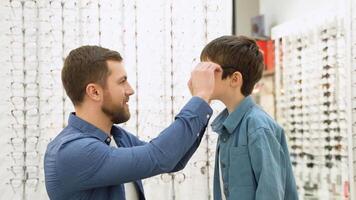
[201,36,298,200]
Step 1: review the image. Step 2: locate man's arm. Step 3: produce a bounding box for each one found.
[57,97,212,190]
[248,128,287,200]
[169,124,207,172]
[121,61,221,172]
[120,124,209,172]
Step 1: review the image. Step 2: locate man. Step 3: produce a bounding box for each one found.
[44,45,221,200]
[200,36,298,200]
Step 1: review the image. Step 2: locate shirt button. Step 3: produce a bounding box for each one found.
[224,185,229,197]
[106,138,111,144]
[206,114,210,119]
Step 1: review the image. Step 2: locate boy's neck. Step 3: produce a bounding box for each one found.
[222,93,245,114]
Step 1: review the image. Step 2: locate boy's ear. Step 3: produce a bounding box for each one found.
[230,71,243,87]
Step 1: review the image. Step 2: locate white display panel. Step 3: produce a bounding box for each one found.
[351,0,356,198]
[0,0,231,199]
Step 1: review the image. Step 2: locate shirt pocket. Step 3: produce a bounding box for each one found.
[230,185,255,200]
[229,145,255,187]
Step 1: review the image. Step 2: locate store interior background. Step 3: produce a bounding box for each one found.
[0,0,355,199]
[242,1,355,200]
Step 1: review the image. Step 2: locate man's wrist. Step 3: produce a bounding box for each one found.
[194,93,211,104]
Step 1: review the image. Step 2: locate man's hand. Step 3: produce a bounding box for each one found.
[188,62,222,103]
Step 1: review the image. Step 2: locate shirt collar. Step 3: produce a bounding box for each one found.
[111,125,123,143]
[211,96,255,134]
[68,112,118,145]
[211,109,229,134]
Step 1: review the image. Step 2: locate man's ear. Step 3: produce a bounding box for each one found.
[85,83,102,102]
[230,71,243,88]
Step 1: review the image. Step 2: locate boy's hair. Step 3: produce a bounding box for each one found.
[200,35,264,96]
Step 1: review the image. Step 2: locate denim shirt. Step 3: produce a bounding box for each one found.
[211,96,298,200]
[44,97,212,200]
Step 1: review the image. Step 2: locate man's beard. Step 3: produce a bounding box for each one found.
[101,93,130,124]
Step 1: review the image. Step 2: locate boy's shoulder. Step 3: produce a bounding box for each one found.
[244,105,283,134]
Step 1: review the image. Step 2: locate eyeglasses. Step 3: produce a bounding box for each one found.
[277,18,348,196]
[8,151,24,165]
[8,165,25,178]
[8,150,43,168]
[8,164,40,178]
[9,136,40,151]
[25,165,40,179]
[8,177,40,193]
[9,82,39,96]
[10,108,41,125]
[160,172,186,184]
[9,96,39,110]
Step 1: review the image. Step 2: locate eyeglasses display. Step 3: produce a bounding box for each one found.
[1,0,231,199]
[352,0,356,199]
[274,17,351,199]
[2,1,64,199]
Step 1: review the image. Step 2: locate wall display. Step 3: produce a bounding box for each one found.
[273,14,353,200]
[0,0,231,199]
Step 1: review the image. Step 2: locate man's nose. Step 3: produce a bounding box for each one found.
[126,83,135,96]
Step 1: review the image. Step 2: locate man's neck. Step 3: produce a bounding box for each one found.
[75,106,112,136]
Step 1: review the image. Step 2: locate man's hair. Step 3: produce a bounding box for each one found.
[200,35,264,96]
[61,45,122,105]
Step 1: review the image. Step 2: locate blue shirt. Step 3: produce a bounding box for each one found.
[211,96,298,200]
[44,97,212,200]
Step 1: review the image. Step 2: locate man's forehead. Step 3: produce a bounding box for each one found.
[107,60,124,67]
[107,60,126,74]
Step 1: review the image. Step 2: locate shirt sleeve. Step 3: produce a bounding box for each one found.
[170,123,208,172]
[117,101,211,173]
[56,97,212,190]
[122,118,210,173]
[248,127,287,200]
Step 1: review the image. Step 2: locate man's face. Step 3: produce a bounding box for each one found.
[101,60,134,124]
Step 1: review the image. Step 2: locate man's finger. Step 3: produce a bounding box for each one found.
[211,63,222,72]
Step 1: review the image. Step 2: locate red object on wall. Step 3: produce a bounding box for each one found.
[256,40,275,71]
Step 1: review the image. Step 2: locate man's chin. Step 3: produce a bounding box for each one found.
[112,113,130,124]
[123,113,131,122]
